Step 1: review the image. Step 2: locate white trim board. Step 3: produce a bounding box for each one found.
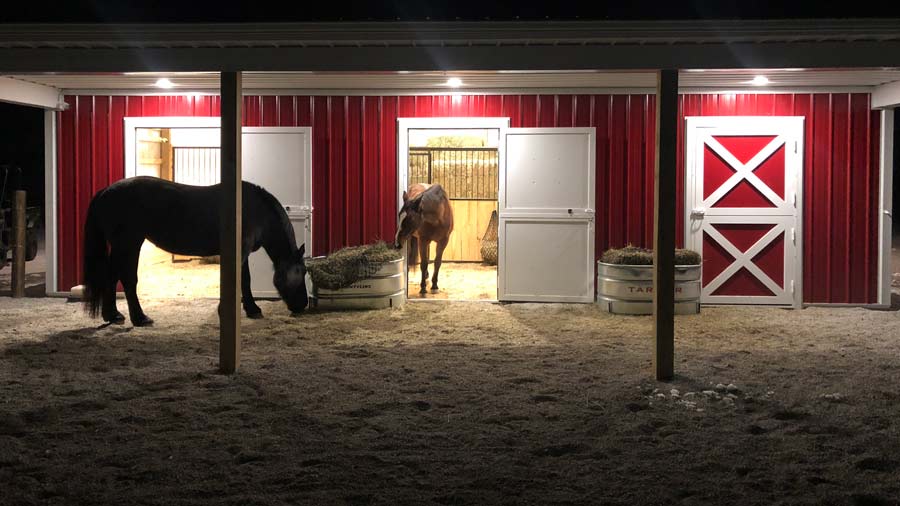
[62,86,877,98]
[878,109,894,307]
[44,110,62,294]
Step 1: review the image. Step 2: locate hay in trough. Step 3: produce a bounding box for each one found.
[306,241,402,290]
[600,245,701,266]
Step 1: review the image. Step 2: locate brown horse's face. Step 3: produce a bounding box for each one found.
[394,192,423,249]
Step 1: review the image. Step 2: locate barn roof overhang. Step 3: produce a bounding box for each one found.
[4,20,900,109]
[2,19,900,72]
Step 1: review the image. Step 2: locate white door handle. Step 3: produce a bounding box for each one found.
[690,207,706,219]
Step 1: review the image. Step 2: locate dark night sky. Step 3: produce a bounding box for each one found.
[1,0,898,23]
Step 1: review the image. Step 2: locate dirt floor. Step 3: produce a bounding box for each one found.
[135,242,221,299]
[133,244,500,301]
[408,262,497,300]
[1,292,900,505]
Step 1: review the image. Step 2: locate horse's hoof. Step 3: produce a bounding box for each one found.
[431,287,440,293]
[419,288,427,295]
[104,312,126,324]
[132,315,154,327]
[247,311,263,319]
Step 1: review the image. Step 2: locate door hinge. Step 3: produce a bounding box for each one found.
[794,141,798,154]
[791,228,796,244]
[790,280,795,295]
[792,193,797,207]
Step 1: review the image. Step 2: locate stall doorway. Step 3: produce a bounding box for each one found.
[399,119,505,300]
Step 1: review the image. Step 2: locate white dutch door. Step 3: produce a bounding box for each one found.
[685,117,803,307]
[242,127,313,298]
[499,128,596,302]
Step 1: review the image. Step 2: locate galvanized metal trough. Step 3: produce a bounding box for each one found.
[596,261,701,315]
[307,256,406,310]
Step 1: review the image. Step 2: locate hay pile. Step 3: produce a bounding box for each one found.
[306,241,402,290]
[600,245,701,266]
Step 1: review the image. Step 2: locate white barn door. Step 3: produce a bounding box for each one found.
[242,127,313,298]
[498,128,596,302]
[685,117,803,307]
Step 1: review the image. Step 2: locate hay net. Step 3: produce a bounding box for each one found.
[306,241,402,291]
[480,210,499,265]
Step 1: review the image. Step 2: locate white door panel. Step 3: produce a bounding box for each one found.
[504,131,593,214]
[500,219,594,301]
[499,127,595,302]
[242,127,313,298]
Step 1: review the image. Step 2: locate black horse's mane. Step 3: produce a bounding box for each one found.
[247,182,298,255]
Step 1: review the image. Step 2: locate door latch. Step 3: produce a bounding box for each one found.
[690,207,706,219]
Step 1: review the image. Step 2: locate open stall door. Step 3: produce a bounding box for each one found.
[242,127,313,298]
[498,128,596,302]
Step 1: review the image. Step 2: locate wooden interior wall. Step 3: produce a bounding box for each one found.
[426,200,498,262]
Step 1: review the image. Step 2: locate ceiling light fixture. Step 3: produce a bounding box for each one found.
[155,78,174,89]
[446,77,462,87]
[750,75,770,86]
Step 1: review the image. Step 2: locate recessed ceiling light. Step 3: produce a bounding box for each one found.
[446,77,462,87]
[155,78,174,89]
[750,75,770,86]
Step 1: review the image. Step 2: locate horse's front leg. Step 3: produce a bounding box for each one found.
[418,237,430,295]
[431,236,449,293]
[241,258,263,319]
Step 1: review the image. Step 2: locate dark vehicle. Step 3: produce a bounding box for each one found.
[0,165,40,270]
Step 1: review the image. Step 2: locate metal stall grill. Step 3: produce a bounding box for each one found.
[173,147,221,186]
[408,147,499,200]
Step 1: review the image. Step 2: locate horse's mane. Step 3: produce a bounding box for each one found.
[247,182,298,255]
[404,183,446,210]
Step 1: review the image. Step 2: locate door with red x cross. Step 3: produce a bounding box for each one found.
[685,117,803,307]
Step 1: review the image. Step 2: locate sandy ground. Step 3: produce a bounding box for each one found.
[135,242,220,299]
[408,263,497,300]
[135,244,500,302]
[1,294,900,505]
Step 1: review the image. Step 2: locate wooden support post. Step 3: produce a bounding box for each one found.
[653,69,678,381]
[219,72,242,374]
[11,190,26,298]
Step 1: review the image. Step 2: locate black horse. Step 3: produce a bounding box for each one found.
[82,176,308,326]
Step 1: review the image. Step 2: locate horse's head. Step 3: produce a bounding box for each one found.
[394,190,424,249]
[273,243,309,315]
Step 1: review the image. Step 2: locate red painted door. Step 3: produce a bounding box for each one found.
[685,117,803,306]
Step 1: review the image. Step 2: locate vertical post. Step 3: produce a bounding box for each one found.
[219,72,242,374]
[653,69,679,381]
[878,109,894,307]
[11,190,27,298]
[45,110,58,295]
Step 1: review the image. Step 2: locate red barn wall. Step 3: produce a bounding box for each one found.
[56,92,880,304]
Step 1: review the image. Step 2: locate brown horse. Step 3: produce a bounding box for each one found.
[394,183,454,294]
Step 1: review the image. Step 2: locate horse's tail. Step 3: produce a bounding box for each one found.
[82,195,109,318]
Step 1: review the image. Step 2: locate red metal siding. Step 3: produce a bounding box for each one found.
[56,93,657,292]
[56,92,880,305]
[679,93,881,304]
